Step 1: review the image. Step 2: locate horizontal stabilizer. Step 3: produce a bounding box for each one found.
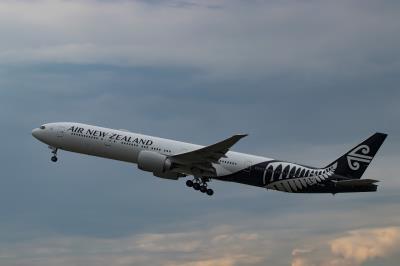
[333,179,379,188]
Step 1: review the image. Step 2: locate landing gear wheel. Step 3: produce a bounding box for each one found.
[49,147,59,162]
[186,180,193,187]
[193,183,201,190]
[185,177,214,196]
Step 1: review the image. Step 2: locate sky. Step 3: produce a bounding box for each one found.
[0,0,399,265]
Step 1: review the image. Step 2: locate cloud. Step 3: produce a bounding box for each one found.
[292,226,400,266]
[135,232,202,252]
[5,225,400,266]
[164,255,263,266]
[0,0,399,78]
[0,225,267,266]
[330,227,400,264]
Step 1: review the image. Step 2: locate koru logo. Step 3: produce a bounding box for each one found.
[347,145,373,170]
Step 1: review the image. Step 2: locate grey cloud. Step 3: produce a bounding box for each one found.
[0,0,399,79]
[0,59,398,241]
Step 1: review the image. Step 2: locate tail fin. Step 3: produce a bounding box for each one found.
[326,133,387,179]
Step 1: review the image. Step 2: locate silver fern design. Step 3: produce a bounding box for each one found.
[265,163,337,193]
[346,145,373,170]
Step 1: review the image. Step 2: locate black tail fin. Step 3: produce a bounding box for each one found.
[326,133,387,179]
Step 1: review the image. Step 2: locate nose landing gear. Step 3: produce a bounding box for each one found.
[186,177,214,196]
[49,146,58,162]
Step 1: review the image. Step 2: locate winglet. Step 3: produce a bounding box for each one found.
[222,134,248,149]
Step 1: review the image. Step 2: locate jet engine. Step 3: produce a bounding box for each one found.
[137,151,185,180]
[137,151,171,173]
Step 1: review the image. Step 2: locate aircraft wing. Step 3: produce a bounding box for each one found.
[170,134,247,174]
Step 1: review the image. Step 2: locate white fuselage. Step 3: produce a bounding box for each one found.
[32,122,269,178]
[32,122,385,195]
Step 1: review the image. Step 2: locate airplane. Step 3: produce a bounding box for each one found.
[32,122,387,196]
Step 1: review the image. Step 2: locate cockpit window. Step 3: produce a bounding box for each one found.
[40,126,46,130]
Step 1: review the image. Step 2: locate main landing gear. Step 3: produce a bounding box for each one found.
[49,146,58,162]
[185,177,214,196]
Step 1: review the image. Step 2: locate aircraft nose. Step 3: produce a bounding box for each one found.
[32,128,40,139]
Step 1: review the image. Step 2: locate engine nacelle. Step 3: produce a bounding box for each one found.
[137,151,171,173]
